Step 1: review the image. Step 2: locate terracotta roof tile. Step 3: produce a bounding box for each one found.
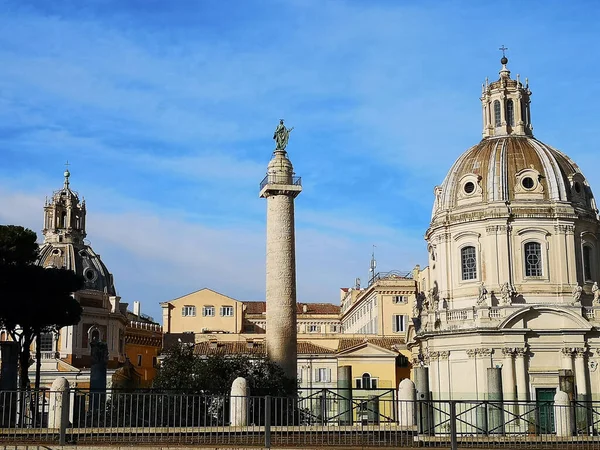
[243,301,340,315]
[297,342,336,354]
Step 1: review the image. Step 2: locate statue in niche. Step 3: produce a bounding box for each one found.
[572,284,583,306]
[592,282,600,305]
[477,282,488,306]
[273,119,294,151]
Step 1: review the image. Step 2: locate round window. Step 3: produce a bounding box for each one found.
[574,182,581,194]
[52,249,61,256]
[522,177,535,189]
[464,181,475,194]
[84,268,97,282]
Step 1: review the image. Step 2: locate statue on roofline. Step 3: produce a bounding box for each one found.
[274,119,294,151]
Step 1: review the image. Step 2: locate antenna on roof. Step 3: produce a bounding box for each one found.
[369,245,377,278]
[355,277,361,289]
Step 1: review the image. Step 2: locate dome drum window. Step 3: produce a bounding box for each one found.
[461,246,478,281]
[457,174,482,205]
[524,242,543,277]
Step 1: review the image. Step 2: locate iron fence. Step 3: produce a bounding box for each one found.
[2,389,600,448]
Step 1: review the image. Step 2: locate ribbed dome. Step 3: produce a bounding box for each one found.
[434,136,597,219]
[38,243,116,295]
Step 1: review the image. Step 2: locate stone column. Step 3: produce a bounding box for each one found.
[414,367,431,435]
[501,348,515,401]
[487,368,504,435]
[0,341,19,427]
[514,348,528,402]
[230,377,248,427]
[337,366,353,425]
[574,348,589,432]
[438,351,451,400]
[260,138,302,382]
[398,379,416,427]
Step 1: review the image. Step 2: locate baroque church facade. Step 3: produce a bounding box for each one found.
[410,56,600,403]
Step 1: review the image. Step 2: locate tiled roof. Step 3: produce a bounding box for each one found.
[297,342,336,355]
[194,341,266,356]
[243,301,340,315]
[337,337,405,352]
[191,338,403,356]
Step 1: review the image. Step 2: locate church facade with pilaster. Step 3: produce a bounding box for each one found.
[409,56,600,404]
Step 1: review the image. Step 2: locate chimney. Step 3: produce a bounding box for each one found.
[302,304,308,314]
[133,301,141,317]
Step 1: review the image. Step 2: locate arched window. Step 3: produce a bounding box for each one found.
[461,246,477,280]
[61,211,67,228]
[362,372,371,389]
[583,245,593,281]
[494,100,501,127]
[506,99,514,127]
[524,242,543,277]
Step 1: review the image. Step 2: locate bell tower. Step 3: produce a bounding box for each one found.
[481,47,533,138]
[259,120,302,380]
[43,167,87,245]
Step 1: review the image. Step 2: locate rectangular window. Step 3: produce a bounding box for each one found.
[583,245,593,281]
[393,295,408,304]
[39,332,53,352]
[137,354,142,366]
[315,368,331,382]
[181,305,196,317]
[355,379,362,389]
[202,306,215,317]
[524,242,543,277]
[152,356,157,368]
[330,324,338,333]
[308,325,321,333]
[461,246,478,280]
[392,314,406,333]
[220,306,234,317]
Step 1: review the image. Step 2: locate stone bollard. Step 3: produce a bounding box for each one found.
[554,390,572,437]
[398,378,416,428]
[48,377,70,434]
[230,377,249,427]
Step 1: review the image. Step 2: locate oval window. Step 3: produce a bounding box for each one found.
[522,177,535,189]
[574,182,581,193]
[84,268,97,281]
[464,181,475,194]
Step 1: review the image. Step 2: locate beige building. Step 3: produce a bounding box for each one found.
[408,55,600,415]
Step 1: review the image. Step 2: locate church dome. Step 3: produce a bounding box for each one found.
[432,57,598,223]
[436,135,597,217]
[38,243,116,295]
[38,170,117,296]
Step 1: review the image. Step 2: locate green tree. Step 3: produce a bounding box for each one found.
[0,225,84,391]
[153,344,297,396]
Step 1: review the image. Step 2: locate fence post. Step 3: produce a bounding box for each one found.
[449,400,458,450]
[264,395,271,449]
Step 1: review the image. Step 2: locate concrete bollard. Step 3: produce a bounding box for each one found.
[48,377,70,431]
[554,390,572,437]
[230,377,249,426]
[414,367,432,435]
[398,378,416,427]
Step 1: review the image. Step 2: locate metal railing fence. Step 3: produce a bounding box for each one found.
[2,389,600,448]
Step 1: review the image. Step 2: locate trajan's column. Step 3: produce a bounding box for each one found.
[259,120,302,380]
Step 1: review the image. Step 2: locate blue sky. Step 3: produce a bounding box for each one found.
[1,0,599,322]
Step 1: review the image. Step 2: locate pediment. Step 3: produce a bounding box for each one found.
[338,342,398,357]
[499,306,592,331]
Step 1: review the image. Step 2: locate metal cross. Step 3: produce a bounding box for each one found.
[65,160,70,169]
[499,45,509,57]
